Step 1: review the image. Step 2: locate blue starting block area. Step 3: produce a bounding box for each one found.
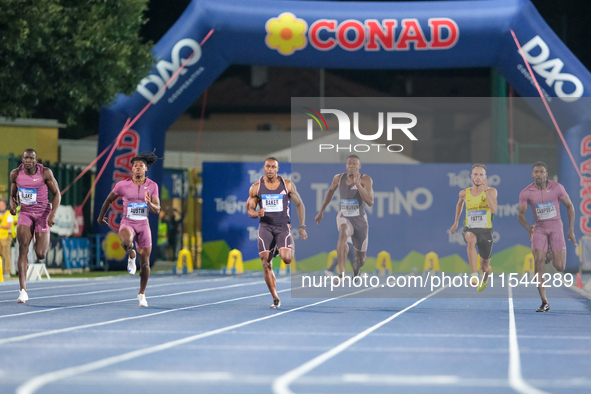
[1,271,591,393]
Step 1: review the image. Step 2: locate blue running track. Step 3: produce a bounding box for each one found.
[1,272,590,394]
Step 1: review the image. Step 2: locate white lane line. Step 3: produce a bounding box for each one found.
[0,278,271,326]
[272,285,447,394]
[0,278,130,294]
[0,275,256,303]
[508,286,548,394]
[15,288,369,394]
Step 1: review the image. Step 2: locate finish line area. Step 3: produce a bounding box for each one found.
[1,272,590,394]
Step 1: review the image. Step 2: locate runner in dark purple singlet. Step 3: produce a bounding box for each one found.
[98,152,161,307]
[315,155,375,284]
[10,149,61,303]
[247,158,307,309]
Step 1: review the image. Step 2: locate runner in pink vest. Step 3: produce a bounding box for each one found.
[9,149,61,303]
[97,151,161,307]
[518,161,576,312]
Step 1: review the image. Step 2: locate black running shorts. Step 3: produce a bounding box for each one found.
[462,227,494,260]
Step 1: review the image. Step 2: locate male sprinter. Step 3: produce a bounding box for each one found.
[10,149,61,303]
[315,155,374,283]
[98,151,161,307]
[247,158,307,309]
[518,161,576,312]
[450,164,497,292]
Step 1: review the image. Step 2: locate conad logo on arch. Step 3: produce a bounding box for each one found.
[265,12,459,56]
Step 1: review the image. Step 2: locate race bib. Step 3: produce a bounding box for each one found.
[262,194,283,212]
[18,187,37,205]
[535,202,557,220]
[341,199,360,217]
[127,203,148,220]
[468,209,487,228]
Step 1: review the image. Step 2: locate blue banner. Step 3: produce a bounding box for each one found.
[62,238,90,269]
[97,0,591,263]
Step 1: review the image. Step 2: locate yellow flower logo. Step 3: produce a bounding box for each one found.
[102,231,126,261]
[265,12,307,55]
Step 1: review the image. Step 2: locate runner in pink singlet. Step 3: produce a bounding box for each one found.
[518,161,576,312]
[9,149,61,303]
[98,152,161,307]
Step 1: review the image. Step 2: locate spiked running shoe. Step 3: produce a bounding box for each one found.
[470,273,479,287]
[17,289,28,303]
[127,256,137,275]
[271,299,281,309]
[536,302,550,312]
[138,293,148,307]
[477,280,488,292]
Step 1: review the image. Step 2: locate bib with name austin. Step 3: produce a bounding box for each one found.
[341,199,360,217]
[127,203,148,220]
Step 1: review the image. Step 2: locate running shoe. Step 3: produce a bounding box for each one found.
[127,256,137,275]
[271,299,281,309]
[17,289,28,304]
[324,269,334,277]
[138,293,148,307]
[536,302,550,312]
[271,245,279,258]
[470,273,479,286]
[477,280,488,292]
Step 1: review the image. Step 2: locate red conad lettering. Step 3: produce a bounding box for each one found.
[337,20,366,51]
[310,20,337,50]
[581,216,591,235]
[582,135,591,156]
[396,19,428,50]
[366,19,397,51]
[429,18,459,49]
[581,158,591,175]
[581,196,591,216]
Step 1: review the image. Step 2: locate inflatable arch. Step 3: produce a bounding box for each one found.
[95,0,591,270]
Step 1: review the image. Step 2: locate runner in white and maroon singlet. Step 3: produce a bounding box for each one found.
[98,151,161,307]
[9,149,61,303]
[518,161,576,312]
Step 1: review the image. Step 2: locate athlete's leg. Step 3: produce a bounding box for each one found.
[337,224,349,275]
[119,228,136,260]
[353,249,367,273]
[279,248,292,264]
[34,232,50,260]
[533,248,548,303]
[261,251,279,301]
[463,231,478,274]
[16,225,33,291]
[480,258,492,282]
[137,247,151,294]
[551,251,566,272]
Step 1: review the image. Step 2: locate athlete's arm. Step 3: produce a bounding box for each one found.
[145,192,161,214]
[315,174,340,224]
[560,194,577,246]
[247,183,264,219]
[484,181,498,213]
[356,174,374,206]
[9,169,18,215]
[44,167,61,227]
[287,180,307,240]
[449,189,465,234]
[517,204,534,241]
[97,191,119,225]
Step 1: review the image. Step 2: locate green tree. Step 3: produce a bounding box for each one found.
[0,0,154,137]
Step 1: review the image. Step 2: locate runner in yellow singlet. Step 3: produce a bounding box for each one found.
[450,164,498,292]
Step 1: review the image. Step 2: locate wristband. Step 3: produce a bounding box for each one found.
[299,225,306,229]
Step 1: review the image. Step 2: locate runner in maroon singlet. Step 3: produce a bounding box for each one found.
[10,149,61,303]
[518,161,576,312]
[98,152,161,307]
[247,158,307,309]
